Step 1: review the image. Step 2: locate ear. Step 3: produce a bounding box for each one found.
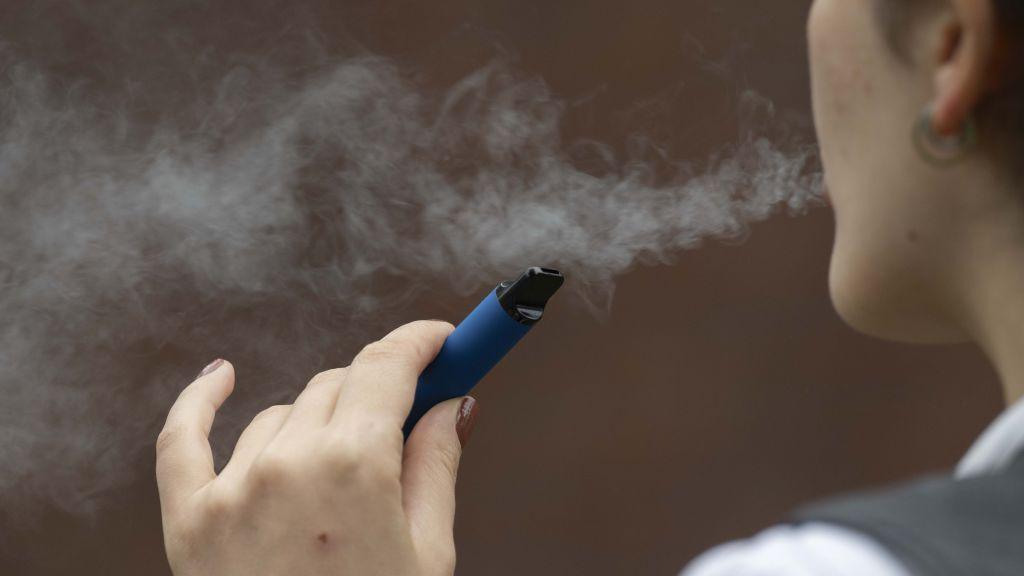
[931,0,998,135]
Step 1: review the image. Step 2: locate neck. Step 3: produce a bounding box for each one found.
[960,202,1024,405]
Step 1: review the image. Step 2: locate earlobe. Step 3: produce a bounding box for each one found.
[930,0,997,135]
[913,104,978,165]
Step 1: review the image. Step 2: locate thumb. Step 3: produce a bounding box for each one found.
[401,397,478,565]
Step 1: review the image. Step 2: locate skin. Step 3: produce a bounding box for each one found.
[157,321,470,576]
[809,0,1024,401]
[157,1,1023,574]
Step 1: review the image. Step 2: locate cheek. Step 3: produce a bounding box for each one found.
[808,1,872,178]
[808,1,888,260]
[809,3,965,343]
[809,1,942,340]
[829,226,966,343]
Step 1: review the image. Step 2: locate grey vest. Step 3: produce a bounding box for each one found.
[792,452,1024,576]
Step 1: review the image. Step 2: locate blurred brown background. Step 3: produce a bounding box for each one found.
[0,0,1003,574]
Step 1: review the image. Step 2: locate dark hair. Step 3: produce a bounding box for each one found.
[876,0,1024,154]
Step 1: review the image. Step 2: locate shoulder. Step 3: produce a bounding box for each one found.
[791,467,1024,576]
[681,523,910,576]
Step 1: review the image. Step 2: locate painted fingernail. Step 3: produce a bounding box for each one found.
[456,396,479,448]
[197,359,225,379]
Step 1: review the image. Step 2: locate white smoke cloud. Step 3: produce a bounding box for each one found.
[0,37,821,519]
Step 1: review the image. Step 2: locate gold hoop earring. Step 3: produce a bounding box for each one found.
[913,106,977,166]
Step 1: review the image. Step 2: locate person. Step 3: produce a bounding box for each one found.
[154,0,1024,574]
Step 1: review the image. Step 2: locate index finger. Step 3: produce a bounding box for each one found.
[331,320,453,432]
[155,360,235,516]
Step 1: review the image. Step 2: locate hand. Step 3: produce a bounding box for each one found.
[155,321,479,576]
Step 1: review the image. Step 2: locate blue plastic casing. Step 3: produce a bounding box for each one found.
[403,290,532,438]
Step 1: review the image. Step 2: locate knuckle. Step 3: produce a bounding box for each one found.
[254,404,290,422]
[395,321,452,358]
[302,368,346,396]
[356,417,403,448]
[322,437,397,486]
[355,340,407,365]
[309,368,347,387]
[200,485,240,523]
[323,437,366,474]
[249,449,293,490]
[411,319,455,334]
[155,425,185,456]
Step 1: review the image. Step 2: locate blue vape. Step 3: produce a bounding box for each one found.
[403,267,564,438]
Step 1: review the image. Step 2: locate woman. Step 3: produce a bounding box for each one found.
[154,0,1024,574]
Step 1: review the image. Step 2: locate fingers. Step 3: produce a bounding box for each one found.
[277,368,347,436]
[217,404,292,484]
[156,360,235,516]
[401,397,475,571]
[331,321,453,432]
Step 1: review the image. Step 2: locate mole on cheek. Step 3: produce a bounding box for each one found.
[317,533,329,545]
[906,230,920,244]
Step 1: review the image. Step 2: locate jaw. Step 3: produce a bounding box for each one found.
[827,222,970,345]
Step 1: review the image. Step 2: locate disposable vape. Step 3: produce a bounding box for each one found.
[403,267,564,438]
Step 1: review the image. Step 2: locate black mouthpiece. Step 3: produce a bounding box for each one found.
[496,267,565,325]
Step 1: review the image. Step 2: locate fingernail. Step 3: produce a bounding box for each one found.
[197,359,225,379]
[456,396,479,448]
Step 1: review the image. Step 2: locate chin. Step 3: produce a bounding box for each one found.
[828,250,968,345]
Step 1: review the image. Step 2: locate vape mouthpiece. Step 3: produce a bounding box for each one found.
[496,267,565,325]
[402,267,564,438]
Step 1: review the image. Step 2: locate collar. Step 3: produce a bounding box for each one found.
[955,397,1024,479]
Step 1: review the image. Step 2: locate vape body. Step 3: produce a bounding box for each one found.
[403,267,564,438]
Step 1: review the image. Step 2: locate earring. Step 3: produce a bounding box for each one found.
[913,105,977,166]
